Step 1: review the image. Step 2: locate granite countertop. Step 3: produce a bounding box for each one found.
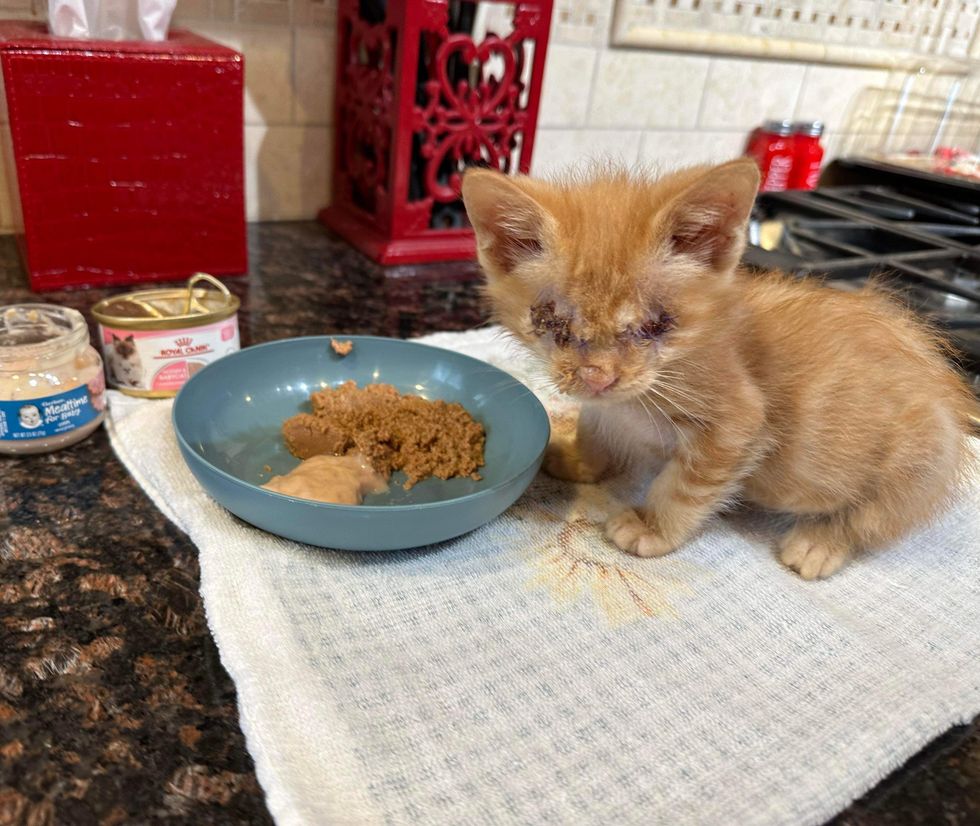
[1,222,976,824]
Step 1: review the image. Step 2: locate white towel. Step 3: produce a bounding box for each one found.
[106,326,980,826]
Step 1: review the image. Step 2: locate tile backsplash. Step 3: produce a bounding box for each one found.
[0,0,939,232]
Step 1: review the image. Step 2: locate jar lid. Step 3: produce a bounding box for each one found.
[791,120,825,137]
[0,304,88,359]
[91,273,240,331]
[762,119,794,136]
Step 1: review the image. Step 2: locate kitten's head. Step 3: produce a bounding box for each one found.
[462,159,759,401]
[111,334,137,359]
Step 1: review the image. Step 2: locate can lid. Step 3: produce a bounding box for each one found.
[762,119,794,136]
[791,120,824,137]
[91,273,240,331]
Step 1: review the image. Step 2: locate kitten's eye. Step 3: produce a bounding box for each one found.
[530,300,575,348]
[623,312,675,345]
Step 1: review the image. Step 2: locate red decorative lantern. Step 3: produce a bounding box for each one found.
[320,0,553,265]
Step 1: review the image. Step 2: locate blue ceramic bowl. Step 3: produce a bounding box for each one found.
[172,336,549,551]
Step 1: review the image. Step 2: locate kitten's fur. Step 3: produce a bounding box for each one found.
[106,334,144,388]
[462,159,975,579]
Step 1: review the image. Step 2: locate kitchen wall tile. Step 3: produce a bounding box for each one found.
[821,131,850,163]
[195,23,294,127]
[470,3,513,39]
[884,70,915,91]
[699,58,806,130]
[639,130,747,172]
[294,26,335,125]
[0,126,16,233]
[294,0,337,27]
[530,129,642,177]
[839,85,897,136]
[864,72,964,150]
[235,0,291,26]
[172,0,213,23]
[212,0,236,21]
[840,71,973,142]
[551,0,613,47]
[590,51,709,129]
[833,133,859,157]
[0,0,35,13]
[944,115,980,153]
[794,66,890,135]
[245,125,331,221]
[538,45,597,128]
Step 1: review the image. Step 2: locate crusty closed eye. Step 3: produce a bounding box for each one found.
[530,301,575,347]
[530,301,675,348]
[621,313,675,344]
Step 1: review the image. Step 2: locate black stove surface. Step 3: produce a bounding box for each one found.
[744,158,980,399]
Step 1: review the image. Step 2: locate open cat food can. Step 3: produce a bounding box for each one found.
[92,273,240,398]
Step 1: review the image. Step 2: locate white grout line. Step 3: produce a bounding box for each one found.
[694,58,713,129]
[290,23,299,125]
[583,48,603,130]
[792,64,810,121]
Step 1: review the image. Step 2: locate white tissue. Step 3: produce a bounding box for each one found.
[48,0,177,41]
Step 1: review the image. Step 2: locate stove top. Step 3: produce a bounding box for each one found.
[744,158,980,400]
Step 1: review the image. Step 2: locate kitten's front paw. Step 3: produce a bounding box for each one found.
[604,510,675,558]
[778,531,849,580]
[543,439,601,483]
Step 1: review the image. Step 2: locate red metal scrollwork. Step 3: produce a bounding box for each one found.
[412,33,528,203]
[321,1,554,265]
[336,14,396,212]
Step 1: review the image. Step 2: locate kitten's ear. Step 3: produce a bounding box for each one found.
[125,335,135,342]
[111,334,119,342]
[461,168,552,275]
[660,158,759,272]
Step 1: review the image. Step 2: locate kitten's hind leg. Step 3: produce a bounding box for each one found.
[778,517,852,580]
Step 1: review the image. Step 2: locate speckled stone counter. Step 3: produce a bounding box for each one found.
[1,223,976,824]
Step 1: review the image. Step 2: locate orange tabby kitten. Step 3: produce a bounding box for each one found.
[462,159,976,579]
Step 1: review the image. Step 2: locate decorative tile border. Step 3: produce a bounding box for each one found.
[611,0,979,72]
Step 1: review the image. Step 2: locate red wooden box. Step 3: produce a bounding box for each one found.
[320,0,553,265]
[0,21,247,292]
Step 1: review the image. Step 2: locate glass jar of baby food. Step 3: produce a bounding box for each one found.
[0,304,106,455]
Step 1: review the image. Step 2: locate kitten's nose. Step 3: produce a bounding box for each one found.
[578,365,616,394]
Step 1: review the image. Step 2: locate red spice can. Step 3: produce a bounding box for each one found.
[747,120,796,193]
[788,121,825,190]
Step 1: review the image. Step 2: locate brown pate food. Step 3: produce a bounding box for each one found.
[330,338,353,356]
[282,381,485,489]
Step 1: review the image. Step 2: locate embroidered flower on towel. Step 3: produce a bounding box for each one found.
[516,484,702,627]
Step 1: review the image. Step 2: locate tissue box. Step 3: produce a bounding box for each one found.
[0,21,246,291]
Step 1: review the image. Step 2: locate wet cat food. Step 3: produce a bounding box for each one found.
[91,273,240,398]
[0,304,106,455]
[262,453,389,504]
[330,338,353,356]
[282,381,485,489]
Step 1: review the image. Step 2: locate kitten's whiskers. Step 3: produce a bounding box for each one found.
[639,389,685,441]
[635,394,667,446]
[647,383,705,428]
